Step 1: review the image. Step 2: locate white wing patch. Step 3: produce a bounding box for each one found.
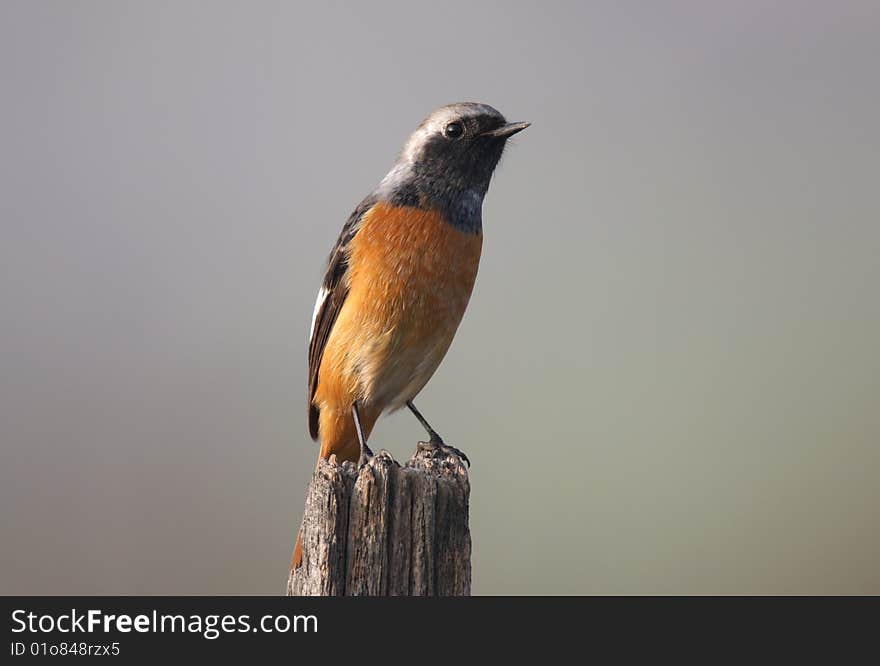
[309,286,329,340]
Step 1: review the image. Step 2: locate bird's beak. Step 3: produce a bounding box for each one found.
[480,121,531,138]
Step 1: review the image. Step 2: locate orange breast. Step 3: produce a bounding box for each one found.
[314,202,482,415]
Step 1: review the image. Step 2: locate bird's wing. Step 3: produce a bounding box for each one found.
[307,194,377,440]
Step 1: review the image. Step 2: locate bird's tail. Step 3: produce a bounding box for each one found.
[291,531,304,570]
[290,407,379,571]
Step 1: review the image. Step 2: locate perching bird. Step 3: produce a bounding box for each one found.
[293,102,528,569]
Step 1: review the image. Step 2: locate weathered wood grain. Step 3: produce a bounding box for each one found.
[288,445,471,596]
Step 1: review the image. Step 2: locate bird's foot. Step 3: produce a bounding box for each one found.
[417,435,470,467]
[357,442,375,468]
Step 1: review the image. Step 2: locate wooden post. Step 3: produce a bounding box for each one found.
[287,445,471,596]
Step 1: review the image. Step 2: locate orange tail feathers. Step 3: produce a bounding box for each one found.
[316,404,379,462]
[290,405,380,571]
[291,531,303,570]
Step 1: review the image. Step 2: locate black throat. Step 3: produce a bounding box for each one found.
[383,180,483,234]
[376,156,502,235]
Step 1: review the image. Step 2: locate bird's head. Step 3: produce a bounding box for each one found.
[377,102,529,231]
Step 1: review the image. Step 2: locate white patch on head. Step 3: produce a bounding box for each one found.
[309,286,329,339]
[376,162,413,198]
[399,123,435,165]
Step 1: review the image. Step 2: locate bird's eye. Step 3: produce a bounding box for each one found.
[444,122,464,140]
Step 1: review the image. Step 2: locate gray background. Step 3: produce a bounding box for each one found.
[2,1,878,594]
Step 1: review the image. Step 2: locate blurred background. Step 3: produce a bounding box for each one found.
[1,1,878,594]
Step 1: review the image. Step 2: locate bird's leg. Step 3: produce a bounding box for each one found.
[351,401,374,467]
[406,400,470,467]
[406,400,444,444]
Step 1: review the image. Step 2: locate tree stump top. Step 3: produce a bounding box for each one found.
[288,446,471,596]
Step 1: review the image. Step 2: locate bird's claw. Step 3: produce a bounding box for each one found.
[357,442,375,469]
[418,436,471,467]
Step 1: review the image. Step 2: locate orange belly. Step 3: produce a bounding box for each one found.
[313,202,482,444]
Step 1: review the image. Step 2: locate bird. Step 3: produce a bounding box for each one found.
[292,102,529,570]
